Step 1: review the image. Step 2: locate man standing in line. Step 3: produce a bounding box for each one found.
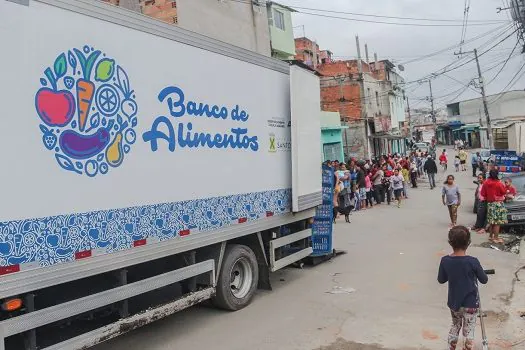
[356,163,367,210]
[424,155,438,189]
[471,152,481,177]
[371,164,384,204]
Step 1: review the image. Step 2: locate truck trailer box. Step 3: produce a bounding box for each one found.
[0,1,322,349]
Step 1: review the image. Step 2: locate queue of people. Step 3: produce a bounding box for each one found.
[325,151,438,222]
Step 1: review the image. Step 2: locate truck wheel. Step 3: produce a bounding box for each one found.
[213,244,258,311]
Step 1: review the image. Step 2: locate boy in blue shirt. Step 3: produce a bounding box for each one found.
[438,226,488,350]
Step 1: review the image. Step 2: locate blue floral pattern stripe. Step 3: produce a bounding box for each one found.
[0,189,291,268]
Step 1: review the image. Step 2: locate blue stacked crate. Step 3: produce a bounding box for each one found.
[311,165,334,256]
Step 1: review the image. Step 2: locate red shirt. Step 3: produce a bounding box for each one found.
[506,184,517,196]
[439,154,447,162]
[480,178,507,202]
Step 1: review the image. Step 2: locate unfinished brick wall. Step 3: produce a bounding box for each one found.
[320,79,362,122]
[318,61,367,122]
[294,37,320,65]
[101,0,178,24]
[141,0,178,24]
[317,60,375,78]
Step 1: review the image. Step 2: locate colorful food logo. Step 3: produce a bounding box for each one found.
[35,45,138,177]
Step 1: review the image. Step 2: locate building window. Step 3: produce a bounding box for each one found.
[273,9,285,30]
[375,91,380,107]
[367,88,372,107]
[493,128,509,149]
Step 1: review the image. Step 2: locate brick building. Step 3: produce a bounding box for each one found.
[298,48,407,159]
[294,37,321,68]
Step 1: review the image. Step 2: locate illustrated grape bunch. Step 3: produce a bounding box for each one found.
[35,46,138,177]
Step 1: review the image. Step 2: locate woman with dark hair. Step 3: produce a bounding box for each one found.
[471,173,487,233]
[480,170,507,243]
[442,175,461,227]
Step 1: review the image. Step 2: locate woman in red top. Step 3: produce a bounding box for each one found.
[439,150,448,171]
[480,170,507,244]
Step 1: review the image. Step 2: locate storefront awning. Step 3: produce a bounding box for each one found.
[369,134,407,140]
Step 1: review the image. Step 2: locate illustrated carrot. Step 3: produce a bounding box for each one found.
[73,48,101,131]
[76,79,95,131]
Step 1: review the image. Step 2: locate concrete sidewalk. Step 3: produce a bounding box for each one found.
[94,157,523,350]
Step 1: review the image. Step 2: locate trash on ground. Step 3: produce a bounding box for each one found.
[478,232,522,254]
[326,286,356,294]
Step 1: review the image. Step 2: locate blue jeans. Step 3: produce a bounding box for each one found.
[428,172,436,188]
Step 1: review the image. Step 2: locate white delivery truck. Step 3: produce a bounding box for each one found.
[0,1,323,349]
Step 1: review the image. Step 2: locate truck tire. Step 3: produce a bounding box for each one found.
[213,244,259,311]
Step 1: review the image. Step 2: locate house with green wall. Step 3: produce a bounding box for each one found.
[321,112,347,162]
[266,2,297,60]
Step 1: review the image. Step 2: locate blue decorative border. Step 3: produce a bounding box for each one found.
[0,189,291,268]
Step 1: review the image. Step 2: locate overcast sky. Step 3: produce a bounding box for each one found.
[278,0,524,109]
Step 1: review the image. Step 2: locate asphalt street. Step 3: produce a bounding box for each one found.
[94,155,523,350]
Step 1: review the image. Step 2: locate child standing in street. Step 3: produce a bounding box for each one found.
[442,175,461,227]
[454,156,460,172]
[391,169,405,208]
[438,226,488,350]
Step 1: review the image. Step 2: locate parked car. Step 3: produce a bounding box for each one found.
[479,149,491,162]
[412,142,429,153]
[474,173,525,225]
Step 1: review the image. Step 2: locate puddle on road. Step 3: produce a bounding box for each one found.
[317,338,427,350]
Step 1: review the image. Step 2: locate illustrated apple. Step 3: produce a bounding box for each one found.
[36,87,76,127]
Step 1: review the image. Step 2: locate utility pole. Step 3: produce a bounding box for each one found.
[428,79,436,133]
[356,35,370,159]
[334,75,349,158]
[455,48,493,149]
[405,93,413,139]
[474,49,493,149]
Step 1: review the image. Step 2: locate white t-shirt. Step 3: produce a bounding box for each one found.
[391,174,404,190]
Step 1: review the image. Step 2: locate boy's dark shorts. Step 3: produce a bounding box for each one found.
[394,189,403,199]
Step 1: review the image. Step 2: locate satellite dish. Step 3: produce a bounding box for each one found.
[398,64,405,72]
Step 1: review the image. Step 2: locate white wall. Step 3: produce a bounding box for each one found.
[508,122,525,153]
[389,92,405,128]
[448,91,525,124]
[177,0,271,56]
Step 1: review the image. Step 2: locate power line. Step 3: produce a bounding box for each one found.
[402,27,519,85]
[488,61,525,104]
[443,73,478,93]
[279,4,506,23]
[459,0,471,52]
[295,11,506,27]
[399,24,512,65]
[485,39,521,85]
[232,0,508,27]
